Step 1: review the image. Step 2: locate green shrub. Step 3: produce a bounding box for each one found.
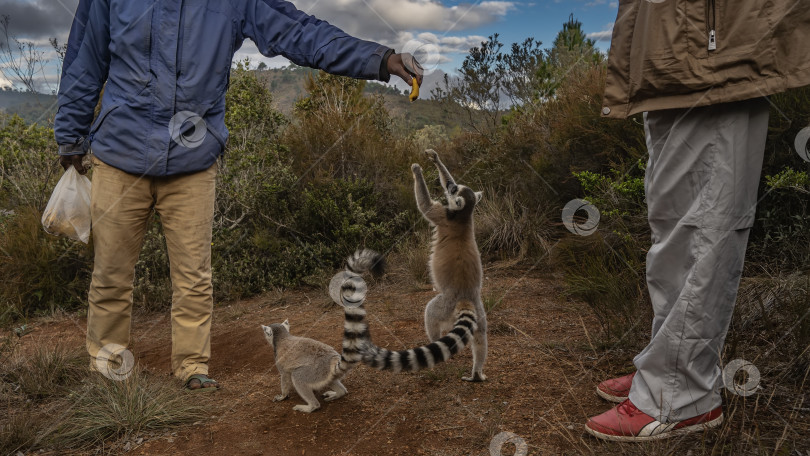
[0,114,58,209]
[553,162,649,340]
[748,167,810,272]
[132,215,172,311]
[553,233,646,340]
[0,207,92,321]
[213,176,409,297]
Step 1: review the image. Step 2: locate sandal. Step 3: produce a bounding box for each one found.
[185,374,220,392]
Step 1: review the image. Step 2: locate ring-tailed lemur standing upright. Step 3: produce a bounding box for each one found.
[340,149,488,382]
[411,149,487,381]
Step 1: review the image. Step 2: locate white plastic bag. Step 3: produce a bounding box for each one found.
[41,166,92,243]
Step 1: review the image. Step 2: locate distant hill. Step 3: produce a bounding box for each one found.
[0,67,463,132]
[257,65,463,132]
[0,89,57,125]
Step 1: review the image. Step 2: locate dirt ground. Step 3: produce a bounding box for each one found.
[10,266,800,456]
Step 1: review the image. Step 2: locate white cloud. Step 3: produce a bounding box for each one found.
[183,0,513,77]
[587,22,614,42]
[0,73,13,89]
[290,0,514,50]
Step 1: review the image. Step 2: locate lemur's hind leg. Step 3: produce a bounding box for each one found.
[291,370,320,413]
[323,379,347,402]
[462,313,488,382]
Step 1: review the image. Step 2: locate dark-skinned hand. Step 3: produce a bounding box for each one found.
[387,53,424,87]
[59,154,87,175]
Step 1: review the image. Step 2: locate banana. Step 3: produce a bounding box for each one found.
[409,77,420,102]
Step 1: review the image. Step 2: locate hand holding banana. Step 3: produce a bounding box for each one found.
[386,52,424,102]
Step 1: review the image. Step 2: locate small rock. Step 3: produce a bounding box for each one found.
[566,425,574,430]
[136,437,143,445]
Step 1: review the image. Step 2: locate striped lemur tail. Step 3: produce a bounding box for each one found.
[338,249,478,373]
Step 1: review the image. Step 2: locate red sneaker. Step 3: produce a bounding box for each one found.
[585,399,723,442]
[596,372,635,403]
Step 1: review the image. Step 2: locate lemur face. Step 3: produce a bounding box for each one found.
[445,185,483,212]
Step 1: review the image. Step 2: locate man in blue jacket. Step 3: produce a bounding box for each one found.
[54,0,422,391]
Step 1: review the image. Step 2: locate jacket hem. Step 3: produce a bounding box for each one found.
[603,68,810,118]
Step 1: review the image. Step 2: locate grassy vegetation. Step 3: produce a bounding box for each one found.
[0,338,207,453]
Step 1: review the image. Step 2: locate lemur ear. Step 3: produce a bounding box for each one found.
[475,191,483,203]
[282,319,290,331]
[261,325,272,336]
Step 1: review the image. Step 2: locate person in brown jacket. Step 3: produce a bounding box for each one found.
[585,0,810,441]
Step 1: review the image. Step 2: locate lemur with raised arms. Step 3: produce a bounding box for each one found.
[342,150,487,381]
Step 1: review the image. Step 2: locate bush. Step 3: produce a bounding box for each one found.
[0,207,92,321]
[213,176,409,297]
[475,185,554,261]
[748,168,810,272]
[0,114,59,210]
[132,215,172,311]
[553,233,646,340]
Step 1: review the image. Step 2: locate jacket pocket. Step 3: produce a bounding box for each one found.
[713,1,775,57]
[89,103,122,138]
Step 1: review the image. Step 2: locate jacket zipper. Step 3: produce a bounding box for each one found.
[707,0,717,51]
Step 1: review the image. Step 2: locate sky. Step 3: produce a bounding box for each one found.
[0,0,617,92]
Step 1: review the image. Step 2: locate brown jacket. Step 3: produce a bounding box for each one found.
[602,0,810,118]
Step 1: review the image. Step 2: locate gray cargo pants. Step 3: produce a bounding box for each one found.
[629,98,770,422]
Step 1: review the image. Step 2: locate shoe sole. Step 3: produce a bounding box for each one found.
[595,386,628,403]
[585,414,723,442]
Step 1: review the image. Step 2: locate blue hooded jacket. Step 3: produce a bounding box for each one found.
[54,0,393,176]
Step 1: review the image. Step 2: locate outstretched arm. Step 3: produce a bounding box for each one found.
[240,0,421,85]
[412,164,444,224]
[426,149,456,193]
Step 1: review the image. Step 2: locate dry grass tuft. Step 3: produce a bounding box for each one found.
[49,368,207,449]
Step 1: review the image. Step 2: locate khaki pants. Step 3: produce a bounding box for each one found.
[629,98,769,422]
[87,155,216,381]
